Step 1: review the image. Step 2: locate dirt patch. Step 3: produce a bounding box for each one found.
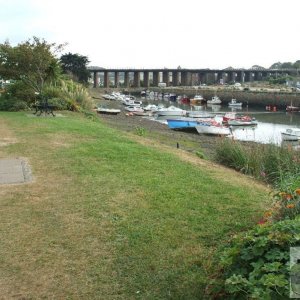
[0,119,18,149]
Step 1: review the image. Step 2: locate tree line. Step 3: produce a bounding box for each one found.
[0,37,92,111]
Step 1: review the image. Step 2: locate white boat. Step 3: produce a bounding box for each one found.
[123,97,142,107]
[281,128,300,141]
[187,111,215,118]
[143,104,160,112]
[156,105,186,116]
[97,106,121,115]
[228,99,243,107]
[195,121,231,136]
[102,94,116,100]
[207,96,222,105]
[124,106,144,112]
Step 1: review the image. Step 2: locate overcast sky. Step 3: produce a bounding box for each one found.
[0,0,299,69]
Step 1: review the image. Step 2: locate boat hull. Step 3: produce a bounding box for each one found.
[281,128,300,141]
[167,118,198,129]
[97,108,121,115]
[157,111,186,116]
[195,124,230,136]
[228,120,258,126]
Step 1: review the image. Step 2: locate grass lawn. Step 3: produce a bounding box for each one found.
[0,111,269,299]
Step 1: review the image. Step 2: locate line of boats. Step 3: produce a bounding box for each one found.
[97,91,300,142]
[102,91,243,108]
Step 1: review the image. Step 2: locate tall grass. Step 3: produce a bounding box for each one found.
[215,138,300,186]
[43,79,93,111]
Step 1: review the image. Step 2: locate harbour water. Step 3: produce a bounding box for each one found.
[139,96,300,145]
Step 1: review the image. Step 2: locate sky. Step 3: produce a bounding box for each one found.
[0,0,299,69]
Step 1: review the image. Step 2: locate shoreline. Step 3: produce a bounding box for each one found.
[96,107,224,160]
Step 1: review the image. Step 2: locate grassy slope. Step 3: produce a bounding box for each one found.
[0,112,269,299]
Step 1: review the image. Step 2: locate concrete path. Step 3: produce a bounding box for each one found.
[0,158,32,184]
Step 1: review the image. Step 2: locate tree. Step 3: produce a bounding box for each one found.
[269,62,282,69]
[0,37,63,94]
[251,65,265,69]
[60,53,90,84]
[293,60,300,69]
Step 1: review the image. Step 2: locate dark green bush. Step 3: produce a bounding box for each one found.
[220,218,300,299]
[0,97,28,111]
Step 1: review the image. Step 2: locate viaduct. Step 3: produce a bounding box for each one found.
[89,67,298,88]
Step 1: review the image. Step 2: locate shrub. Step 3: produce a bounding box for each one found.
[220,218,300,299]
[0,97,28,111]
[135,126,146,136]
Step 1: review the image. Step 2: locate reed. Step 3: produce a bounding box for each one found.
[215,139,300,186]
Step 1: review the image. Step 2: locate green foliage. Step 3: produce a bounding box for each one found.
[215,139,300,186]
[43,79,93,111]
[220,218,300,298]
[195,150,206,159]
[134,126,146,136]
[270,60,300,69]
[5,80,35,103]
[268,75,292,85]
[60,52,90,84]
[0,97,28,111]
[0,37,63,94]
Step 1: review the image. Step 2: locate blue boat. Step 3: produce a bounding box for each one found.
[166,117,199,130]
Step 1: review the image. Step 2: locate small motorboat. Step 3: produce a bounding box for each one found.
[228,99,243,107]
[195,120,231,136]
[227,117,258,126]
[124,106,144,112]
[166,117,199,130]
[281,128,300,141]
[190,94,205,105]
[207,96,222,105]
[187,111,214,118]
[286,105,300,112]
[156,105,186,116]
[97,106,121,115]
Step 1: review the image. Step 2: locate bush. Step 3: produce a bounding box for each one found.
[0,97,28,111]
[5,81,35,104]
[47,97,70,110]
[220,218,300,299]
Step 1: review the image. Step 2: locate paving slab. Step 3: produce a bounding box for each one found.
[0,158,32,184]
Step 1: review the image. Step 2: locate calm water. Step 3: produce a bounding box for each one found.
[139,96,300,145]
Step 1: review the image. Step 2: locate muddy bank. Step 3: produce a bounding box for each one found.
[96,107,223,159]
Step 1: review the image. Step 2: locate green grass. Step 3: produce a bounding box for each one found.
[0,112,269,299]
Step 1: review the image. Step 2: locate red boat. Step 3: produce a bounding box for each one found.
[180,96,190,104]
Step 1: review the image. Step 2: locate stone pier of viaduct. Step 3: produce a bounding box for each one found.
[89,67,297,88]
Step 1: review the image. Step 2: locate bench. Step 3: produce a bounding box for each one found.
[33,102,56,116]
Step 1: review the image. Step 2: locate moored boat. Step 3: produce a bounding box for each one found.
[97,106,121,115]
[156,105,186,116]
[190,94,205,105]
[187,111,214,118]
[207,95,222,105]
[227,118,258,126]
[124,106,144,112]
[195,121,231,136]
[286,105,300,112]
[281,128,300,141]
[228,99,243,107]
[166,117,199,130]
